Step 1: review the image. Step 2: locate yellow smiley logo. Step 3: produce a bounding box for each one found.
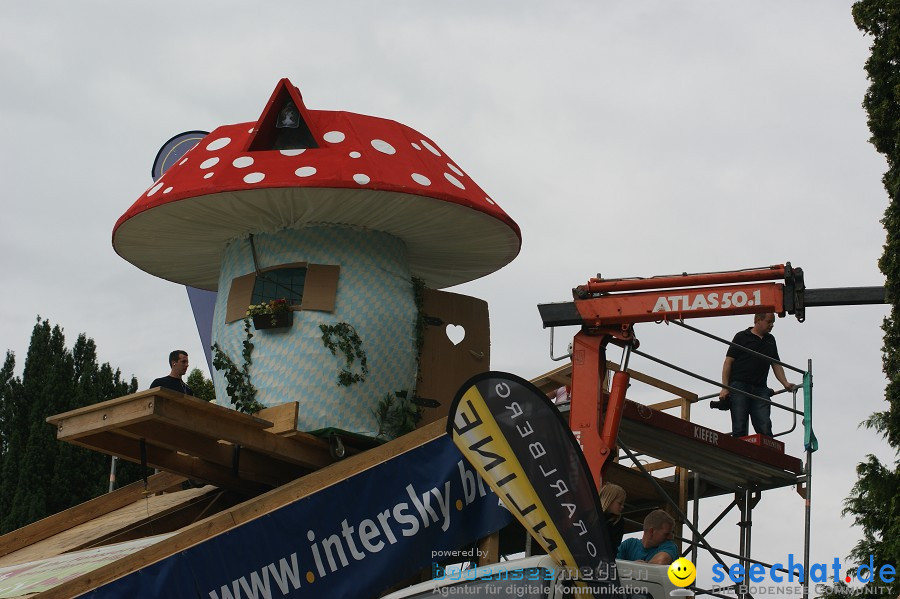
[667,557,696,587]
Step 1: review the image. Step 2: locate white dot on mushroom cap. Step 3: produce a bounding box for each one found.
[353,174,370,185]
[411,142,421,150]
[411,173,431,186]
[200,157,220,169]
[349,151,361,158]
[371,139,396,155]
[485,196,495,205]
[447,163,464,177]
[280,149,306,156]
[295,166,317,177]
[206,137,231,151]
[233,156,254,168]
[179,158,188,166]
[164,187,173,194]
[324,131,346,143]
[147,182,164,197]
[444,173,465,190]
[244,172,265,184]
[204,172,215,179]
[421,139,441,156]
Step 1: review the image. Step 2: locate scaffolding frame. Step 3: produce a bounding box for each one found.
[534,318,815,599]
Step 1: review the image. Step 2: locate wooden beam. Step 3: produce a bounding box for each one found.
[278,430,368,458]
[546,373,571,387]
[604,462,677,506]
[70,432,269,495]
[149,389,274,428]
[675,398,692,553]
[529,364,572,389]
[630,460,675,473]
[607,361,698,400]
[257,402,299,434]
[0,487,217,568]
[477,533,499,566]
[119,421,306,487]
[153,397,331,469]
[0,472,185,559]
[70,490,237,553]
[49,396,157,441]
[48,388,274,441]
[530,362,699,402]
[648,398,690,411]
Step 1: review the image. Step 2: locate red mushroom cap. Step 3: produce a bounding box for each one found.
[113,79,521,290]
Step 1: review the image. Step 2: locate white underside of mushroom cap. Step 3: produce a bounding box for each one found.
[113,187,521,290]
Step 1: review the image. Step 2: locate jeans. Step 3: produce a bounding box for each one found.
[729,381,772,437]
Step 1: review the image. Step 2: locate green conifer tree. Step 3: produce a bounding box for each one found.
[840,2,900,597]
[49,335,109,511]
[0,319,143,533]
[186,368,216,402]
[5,320,71,530]
[0,351,22,527]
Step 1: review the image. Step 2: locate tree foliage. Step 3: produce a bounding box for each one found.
[0,317,139,533]
[186,368,216,402]
[841,2,900,597]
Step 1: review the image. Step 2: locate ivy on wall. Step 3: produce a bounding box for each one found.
[212,319,265,414]
[319,322,369,387]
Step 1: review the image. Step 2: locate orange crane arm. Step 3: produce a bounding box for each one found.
[538,262,884,489]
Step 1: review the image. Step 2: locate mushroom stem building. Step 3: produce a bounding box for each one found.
[114,79,521,436]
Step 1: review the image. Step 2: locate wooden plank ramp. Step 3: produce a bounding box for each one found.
[0,472,186,564]
[28,420,446,599]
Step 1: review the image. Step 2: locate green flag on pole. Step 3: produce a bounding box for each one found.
[803,372,817,452]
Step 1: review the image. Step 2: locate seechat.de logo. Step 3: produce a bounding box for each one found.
[711,554,897,585]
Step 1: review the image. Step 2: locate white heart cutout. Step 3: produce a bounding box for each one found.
[445,324,465,346]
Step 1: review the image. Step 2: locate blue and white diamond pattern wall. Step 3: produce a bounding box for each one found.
[212,225,417,435]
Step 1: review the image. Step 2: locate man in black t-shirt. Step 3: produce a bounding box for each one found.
[718,313,795,436]
[149,350,193,396]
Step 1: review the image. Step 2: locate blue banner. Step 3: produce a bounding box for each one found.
[186,285,216,374]
[84,435,511,599]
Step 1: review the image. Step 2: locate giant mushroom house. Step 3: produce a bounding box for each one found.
[113,78,521,437]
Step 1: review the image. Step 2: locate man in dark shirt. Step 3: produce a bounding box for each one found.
[718,313,794,436]
[149,350,193,396]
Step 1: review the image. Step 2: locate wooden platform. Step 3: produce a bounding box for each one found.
[617,400,803,490]
[46,389,337,494]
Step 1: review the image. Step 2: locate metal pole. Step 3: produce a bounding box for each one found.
[692,471,700,564]
[738,489,749,599]
[619,343,632,372]
[108,456,117,493]
[670,319,807,375]
[802,359,813,599]
[631,347,804,416]
[802,448,812,599]
[744,489,753,579]
[549,327,573,362]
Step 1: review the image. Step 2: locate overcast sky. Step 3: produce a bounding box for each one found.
[0,0,892,590]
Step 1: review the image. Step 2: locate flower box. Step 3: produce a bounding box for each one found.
[252,311,293,330]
